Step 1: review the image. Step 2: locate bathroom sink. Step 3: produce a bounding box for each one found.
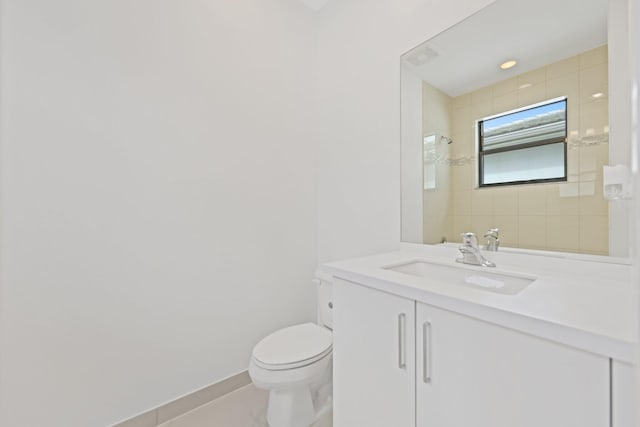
[384,260,536,295]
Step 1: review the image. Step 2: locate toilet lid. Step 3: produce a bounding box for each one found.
[252,323,332,370]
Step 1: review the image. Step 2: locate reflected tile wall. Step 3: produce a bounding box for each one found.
[447,45,609,255]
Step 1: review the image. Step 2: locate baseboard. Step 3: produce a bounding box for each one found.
[112,370,251,427]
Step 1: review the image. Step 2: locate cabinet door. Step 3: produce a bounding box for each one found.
[333,278,415,427]
[416,303,609,427]
[612,360,634,426]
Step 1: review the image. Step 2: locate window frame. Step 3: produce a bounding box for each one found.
[477,97,568,188]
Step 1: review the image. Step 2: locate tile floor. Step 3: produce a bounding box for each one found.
[157,384,332,427]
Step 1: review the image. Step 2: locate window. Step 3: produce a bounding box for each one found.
[478,98,567,187]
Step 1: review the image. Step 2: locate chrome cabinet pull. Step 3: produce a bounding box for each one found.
[398,313,406,369]
[423,321,432,383]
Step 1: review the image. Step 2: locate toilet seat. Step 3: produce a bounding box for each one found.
[252,323,332,371]
[248,274,334,427]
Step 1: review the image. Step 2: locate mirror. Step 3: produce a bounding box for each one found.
[401,0,631,257]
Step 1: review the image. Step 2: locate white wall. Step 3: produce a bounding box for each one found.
[2,0,637,425]
[400,64,424,243]
[0,1,317,426]
[314,0,495,262]
[630,0,640,421]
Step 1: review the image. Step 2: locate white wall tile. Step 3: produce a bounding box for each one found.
[518,185,547,215]
[493,91,518,114]
[547,215,580,252]
[579,63,608,102]
[547,184,580,216]
[517,67,546,86]
[579,45,608,69]
[492,187,518,215]
[471,189,493,215]
[517,82,547,107]
[518,216,548,249]
[579,215,609,254]
[492,77,517,96]
[546,56,579,80]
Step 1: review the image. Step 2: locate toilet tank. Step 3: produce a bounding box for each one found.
[313,270,334,330]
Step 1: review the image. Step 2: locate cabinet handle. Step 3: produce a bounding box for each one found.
[398,313,406,369]
[423,321,432,384]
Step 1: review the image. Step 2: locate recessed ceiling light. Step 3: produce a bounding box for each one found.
[500,60,517,70]
[519,83,532,89]
[592,92,604,99]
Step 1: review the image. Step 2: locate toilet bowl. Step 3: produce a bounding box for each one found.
[249,273,333,427]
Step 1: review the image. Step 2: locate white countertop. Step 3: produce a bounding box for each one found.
[323,243,637,363]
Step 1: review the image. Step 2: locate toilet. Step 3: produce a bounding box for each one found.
[249,272,333,427]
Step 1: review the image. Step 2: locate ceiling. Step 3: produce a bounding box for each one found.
[402,0,608,97]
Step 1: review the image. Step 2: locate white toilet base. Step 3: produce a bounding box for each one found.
[266,386,315,427]
[248,322,333,427]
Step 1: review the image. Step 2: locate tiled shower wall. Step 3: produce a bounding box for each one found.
[427,45,609,255]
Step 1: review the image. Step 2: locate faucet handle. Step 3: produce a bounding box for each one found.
[461,232,479,249]
[484,228,499,239]
[483,228,500,251]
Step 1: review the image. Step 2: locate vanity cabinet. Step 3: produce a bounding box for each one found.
[333,278,611,427]
[416,303,609,427]
[333,279,415,427]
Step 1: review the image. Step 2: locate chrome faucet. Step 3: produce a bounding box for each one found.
[483,228,500,252]
[456,232,496,267]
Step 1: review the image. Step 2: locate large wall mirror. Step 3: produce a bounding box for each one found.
[401,0,632,258]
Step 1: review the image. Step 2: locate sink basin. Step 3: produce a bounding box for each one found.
[384,260,536,295]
